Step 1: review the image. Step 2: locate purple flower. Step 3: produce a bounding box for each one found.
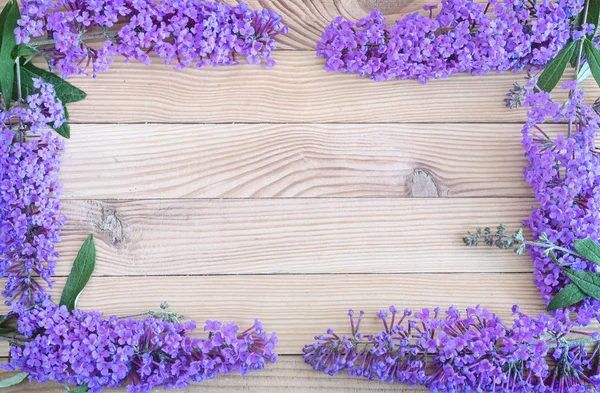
[304,305,599,392]
[0,81,66,309]
[17,0,288,78]
[317,0,582,82]
[521,83,600,323]
[7,301,278,393]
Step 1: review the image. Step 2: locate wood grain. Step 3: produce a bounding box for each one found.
[54,198,532,276]
[60,53,600,124]
[0,274,545,355]
[0,357,429,392]
[60,123,530,199]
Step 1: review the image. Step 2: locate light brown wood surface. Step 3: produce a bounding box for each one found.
[59,55,600,124]
[55,198,533,275]
[61,123,530,199]
[1,0,581,392]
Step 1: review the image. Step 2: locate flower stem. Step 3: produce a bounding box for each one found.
[29,32,116,47]
[574,1,590,79]
[0,335,27,347]
[15,57,22,104]
[566,338,597,348]
[525,240,582,259]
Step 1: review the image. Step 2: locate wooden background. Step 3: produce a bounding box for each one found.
[4,0,600,392]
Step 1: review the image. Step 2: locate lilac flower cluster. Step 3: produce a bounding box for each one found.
[1,78,65,133]
[304,305,600,393]
[522,82,600,323]
[317,0,582,83]
[16,0,288,77]
[0,80,66,309]
[6,301,278,393]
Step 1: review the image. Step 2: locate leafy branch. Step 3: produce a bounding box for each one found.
[465,226,600,311]
[0,0,86,138]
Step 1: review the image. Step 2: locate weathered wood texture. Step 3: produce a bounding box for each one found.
[55,198,532,276]
[61,123,531,199]
[61,56,600,124]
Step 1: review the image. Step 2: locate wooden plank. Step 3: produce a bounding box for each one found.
[0,357,428,392]
[0,274,544,355]
[55,198,533,276]
[61,123,530,199]
[60,53,599,124]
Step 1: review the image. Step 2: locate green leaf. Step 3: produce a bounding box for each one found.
[55,106,70,138]
[60,235,96,311]
[584,39,600,88]
[11,44,37,60]
[562,268,600,300]
[570,15,584,69]
[574,237,600,266]
[0,327,14,335]
[0,0,19,101]
[0,314,13,335]
[70,384,88,393]
[587,0,600,36]
[20,62,86,104]
[0,372,28,389]
[537,40,577,92]
[549,250,563,266]
[548,283,588,311]
[16,62,85,138]
[578,62,592,82]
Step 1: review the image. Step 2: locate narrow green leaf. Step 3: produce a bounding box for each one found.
[584,39,600,88]
[21,62,86,103]
[60,235,96,311]
[587,0,600,35]
[16,63,83,138]
[55,106,70,139]
[537,40,577,92]
[0,314,13,335]
[574,9,584,27]
[0,372,28,389]
[578,62,592,82]
[574,237,600,266]
[0,0,19,101]
[0,327,14,335]
[549,250,563,266]
[548,283,588,311]
[11,44,37,59]
[70,384,88,393]
[562,268,600,300]
[570,13,584,68]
